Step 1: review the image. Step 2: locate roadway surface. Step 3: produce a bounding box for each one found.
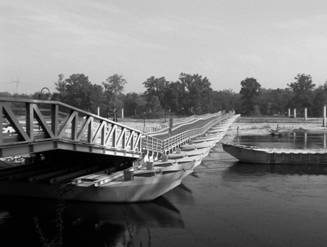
[151,115,222,140]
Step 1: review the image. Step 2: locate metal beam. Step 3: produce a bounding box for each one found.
[58,111,77,138]
[26,103,33,140]
[116,127,125,148]
[51,104,59,136]
[33,104,55,138]
[91,120,106,143]
[76,116,93,141]
[2,104,30,142]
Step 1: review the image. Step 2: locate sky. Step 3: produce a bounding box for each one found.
[1,0,327,94]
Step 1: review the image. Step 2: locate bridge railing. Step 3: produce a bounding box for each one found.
[0,97,145,157]
[162,113,231,153]
[142,112,231,155]
[0,97,233,158]
[141,135,163,154]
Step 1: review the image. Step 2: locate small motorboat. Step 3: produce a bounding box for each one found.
[0,166,187,203]
[71,169,185,202]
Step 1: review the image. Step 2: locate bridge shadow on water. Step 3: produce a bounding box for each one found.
[224,162,327,177]
[0,191,186,247]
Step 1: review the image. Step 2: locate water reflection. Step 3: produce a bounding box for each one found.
[164,183,195,205]
[0,211,10,224]
[225,162,327,176]
[0,196,184,247]
[67,198,184,228]
[237,132,327,149]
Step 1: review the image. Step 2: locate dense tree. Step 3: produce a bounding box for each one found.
[89,84,105,115]
[103,74,127,119]
[239,77,261,115]
[288,73,315,110]
[0,92,13,97]
[163,82,185,114]
[103,74,126,96]
[55,74,101,112]
[178,73,212,114]
[256,88,292,116]
[312,82,327,117]
[143,76,169,110]
[123,93,147,117]
[211,90,239,112]
[145,95,164,118]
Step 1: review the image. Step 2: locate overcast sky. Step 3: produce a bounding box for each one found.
[1,0,327,94]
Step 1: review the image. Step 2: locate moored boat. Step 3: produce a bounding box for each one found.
[0,168,185,203]
[153,160,194,171]
[173,156,202,167]
[154,155,202,169]
[193,141,216,149]
[180,143,197,151]
[182,148,210,158]
[222,143,327,165]
[70,169,185,202]
[168,149,209,161]
[168,152,185,159]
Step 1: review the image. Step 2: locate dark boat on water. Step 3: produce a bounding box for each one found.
[222,143,327,165]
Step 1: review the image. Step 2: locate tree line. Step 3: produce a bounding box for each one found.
[52,72,237,118]
[1,72,327,118]
[1,73,238,119]
[239,73,327,117]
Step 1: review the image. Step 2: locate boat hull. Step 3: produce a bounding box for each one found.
[0,171,184,203]
[222,143,327,165]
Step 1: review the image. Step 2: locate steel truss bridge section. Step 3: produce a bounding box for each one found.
[0,97,155,159]
[0,97,233,159]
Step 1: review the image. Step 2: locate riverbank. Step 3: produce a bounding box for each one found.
[222,116,327,143]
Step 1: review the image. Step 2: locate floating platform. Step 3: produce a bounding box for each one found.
[0,114,239,203]
[222,143,327,165]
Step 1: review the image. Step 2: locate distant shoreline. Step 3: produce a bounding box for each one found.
[222,116,327,142]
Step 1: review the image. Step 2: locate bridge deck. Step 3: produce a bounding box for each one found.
[0,97,234,160]
[151,114,222,140]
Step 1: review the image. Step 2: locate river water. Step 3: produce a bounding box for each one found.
[1,141,327,246]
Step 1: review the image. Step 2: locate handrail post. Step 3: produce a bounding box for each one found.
[138,133,142,151]
[51,104,58,137]
[151,136,154,152]
[72,112,77,141]
[26,102,33,140]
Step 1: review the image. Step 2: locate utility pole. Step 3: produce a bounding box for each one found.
[9,78,20,94]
